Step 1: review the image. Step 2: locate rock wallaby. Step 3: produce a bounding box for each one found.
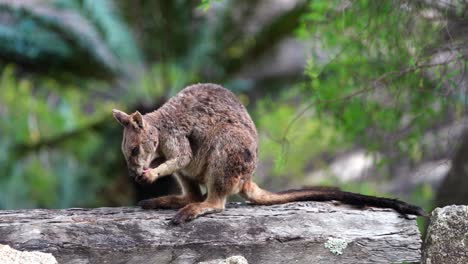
[113,83,426,224]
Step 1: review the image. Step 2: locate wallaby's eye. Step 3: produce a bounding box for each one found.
[131,146,140,156]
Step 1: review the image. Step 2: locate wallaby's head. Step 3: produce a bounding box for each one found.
[112,109,159,179]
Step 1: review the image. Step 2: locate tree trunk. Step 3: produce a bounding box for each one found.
[435,129,468,207]
[0,202,421,264]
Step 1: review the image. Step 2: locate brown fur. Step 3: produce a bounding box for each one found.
[113,83,426,224]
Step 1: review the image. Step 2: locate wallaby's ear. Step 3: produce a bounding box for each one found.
[131,111,145,130]
[112,109,130,127]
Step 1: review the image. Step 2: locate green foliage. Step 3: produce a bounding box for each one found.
[399,182,435,233]
[0,66,119,209]
[297,0,454,162]
[254,88,345,178]
[198,0,223,11]
[0,0,140,79]
[128,62,199,104]
[0,10,71,62]
[53,0,141,64]
[0,0,146,209]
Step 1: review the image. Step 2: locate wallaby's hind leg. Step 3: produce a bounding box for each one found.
[170,125,257,224]
[171,174,245,224]
[138,174,203,209]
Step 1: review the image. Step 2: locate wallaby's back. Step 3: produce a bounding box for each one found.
[155,83,257,139]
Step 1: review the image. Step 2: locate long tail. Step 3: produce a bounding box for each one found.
[240,181,426,216]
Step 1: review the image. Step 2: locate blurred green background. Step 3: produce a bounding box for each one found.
[1,0,467,227]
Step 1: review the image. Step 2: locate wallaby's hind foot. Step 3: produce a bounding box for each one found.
[170,198,225,225]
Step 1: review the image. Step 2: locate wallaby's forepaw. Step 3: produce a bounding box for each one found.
[139,169,159,184]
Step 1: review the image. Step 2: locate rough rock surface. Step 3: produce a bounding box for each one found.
[0,244,57,264]
[0,202,421,264]
[422,205,468,264]
[199,255,249,264]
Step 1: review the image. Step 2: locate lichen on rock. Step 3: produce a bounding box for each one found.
[324,237,348,255]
